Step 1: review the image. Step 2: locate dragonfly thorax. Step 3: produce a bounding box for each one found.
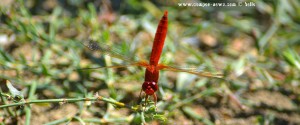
[142,81,158,95]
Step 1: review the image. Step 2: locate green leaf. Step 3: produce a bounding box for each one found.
[283,48,300,70]
[6,80,23,98]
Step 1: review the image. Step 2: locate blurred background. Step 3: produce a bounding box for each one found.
[1,0,300,124]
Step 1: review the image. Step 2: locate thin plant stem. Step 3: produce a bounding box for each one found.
[25,81,37,125]
[0,96,140,111]
[44,117,70,125]
[0,89,14,117]
[141,111,146,124]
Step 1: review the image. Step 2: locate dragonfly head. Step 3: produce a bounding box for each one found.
[142,81,158,95]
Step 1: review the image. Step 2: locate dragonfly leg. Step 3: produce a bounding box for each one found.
[139,88,143,101]
[143,95,149,111]
[153,93,158,111]
[145,95,149,105]
[153,93,157,107]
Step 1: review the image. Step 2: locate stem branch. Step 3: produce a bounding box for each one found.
[0,96,140,111]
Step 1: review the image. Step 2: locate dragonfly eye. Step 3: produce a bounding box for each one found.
[142,81,158,95]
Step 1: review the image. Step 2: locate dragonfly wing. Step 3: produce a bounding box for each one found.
[81,40,131,62]
[158,64,223,79]
[77,63,148,70]
[80,40,149,69]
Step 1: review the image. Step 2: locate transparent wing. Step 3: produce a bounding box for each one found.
[158,64,223,79]
[81,40,132,62]
[80,40,149,69]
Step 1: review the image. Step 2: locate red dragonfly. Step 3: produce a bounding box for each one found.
[82,11,222,106]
